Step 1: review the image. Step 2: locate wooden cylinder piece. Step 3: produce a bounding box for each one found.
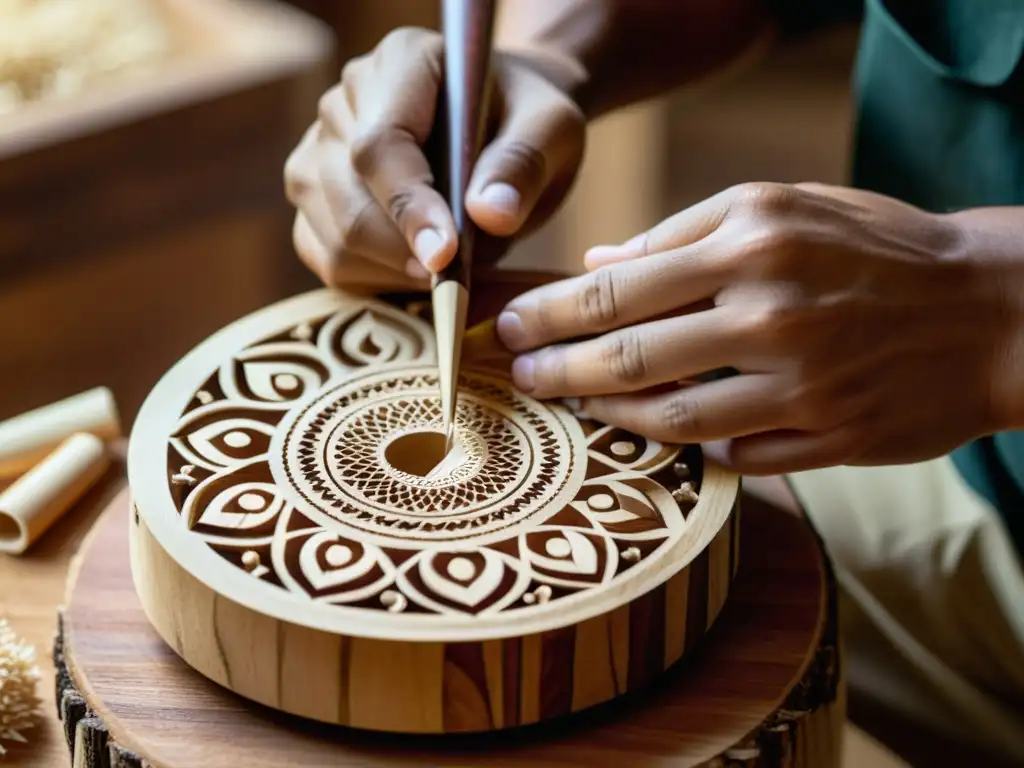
[0,387,120,480]
[0,433,110,554]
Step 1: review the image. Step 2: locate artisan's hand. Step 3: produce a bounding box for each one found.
[496,182,1010,474]
[284,28,586,290]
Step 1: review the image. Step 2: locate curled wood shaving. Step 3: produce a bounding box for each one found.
[0,0,176,114]
[0,618,40,755]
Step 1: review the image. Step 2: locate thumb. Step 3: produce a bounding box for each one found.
[466,65,585,237]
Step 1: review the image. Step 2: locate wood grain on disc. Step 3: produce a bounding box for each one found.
[126,288,741,732]
[61,490,842,767]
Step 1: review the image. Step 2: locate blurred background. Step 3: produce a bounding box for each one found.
[0,0,854,426]
[0,2,909,764]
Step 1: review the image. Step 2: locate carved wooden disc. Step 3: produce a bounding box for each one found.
[127,288,740,733]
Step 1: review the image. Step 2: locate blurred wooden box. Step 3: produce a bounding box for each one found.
[286,0,439,61]
[0,0,334,424]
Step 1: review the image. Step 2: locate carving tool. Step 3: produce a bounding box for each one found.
[433,0,497,452]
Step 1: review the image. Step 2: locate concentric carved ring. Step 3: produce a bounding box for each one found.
[273,367,583,545]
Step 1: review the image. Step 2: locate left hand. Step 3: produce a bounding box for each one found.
[495,182,1008,475]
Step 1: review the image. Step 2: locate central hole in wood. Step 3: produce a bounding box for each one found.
[0,512,23,543]
[384,430,451,477]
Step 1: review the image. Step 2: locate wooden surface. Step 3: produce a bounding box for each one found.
[61,486,834,766]
[0,0,334,425]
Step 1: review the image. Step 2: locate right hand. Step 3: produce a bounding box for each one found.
[284,27,588,291]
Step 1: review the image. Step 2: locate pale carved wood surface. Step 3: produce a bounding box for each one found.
[63,487,833,767]
[126,288,740,732]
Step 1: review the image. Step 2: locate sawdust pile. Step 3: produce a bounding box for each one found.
[0,618,40,755]
[0,0,177,114]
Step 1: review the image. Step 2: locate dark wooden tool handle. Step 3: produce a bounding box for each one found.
[435,0,497,289]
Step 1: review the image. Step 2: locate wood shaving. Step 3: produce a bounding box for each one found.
[0,0,176,114]
[0,618,40,755]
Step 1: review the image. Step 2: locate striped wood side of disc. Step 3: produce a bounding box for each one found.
[128,491,741,733]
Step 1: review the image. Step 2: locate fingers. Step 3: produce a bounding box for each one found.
[288,131,429,288]
[286,124,345,264]
[584,188,735,269]
[290,123,429,282]
[497,239,731,352]
[573,371,863,475]
[349,125,458,271]
[467,267,568,326]
[319,138,426,275]
[703,427,857,476]
[284,122,323,208]
[287,27,588,288]
[577,374,788,445]
[292,212,333,284]
[509,308,741,398]
[292,213,428,291]
[325,28,459,273]
[466,60,586,237]
[582,181,827,273]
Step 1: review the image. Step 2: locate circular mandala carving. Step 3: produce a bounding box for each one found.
[273,367,581,545]
[131,290,730,640]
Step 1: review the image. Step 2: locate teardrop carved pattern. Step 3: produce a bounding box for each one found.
[274,525,398,602]
[222,344,329,404]
[164,298,700,618]
[586,424,679,477]
[324,308,427,367]
[170,405,282,472]
[396,548,530,615]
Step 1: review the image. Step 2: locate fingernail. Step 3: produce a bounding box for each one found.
[512,355,535,392]
[479,183,521,218]
[405,258,430,279]
[701,440,732,468]
[496,310,527,351]
[584,246,625,268]
[623,232,648,250]
[584,232,648,268]
[413,228,445,269]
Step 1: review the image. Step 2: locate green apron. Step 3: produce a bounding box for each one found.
[771,0,1024,554]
